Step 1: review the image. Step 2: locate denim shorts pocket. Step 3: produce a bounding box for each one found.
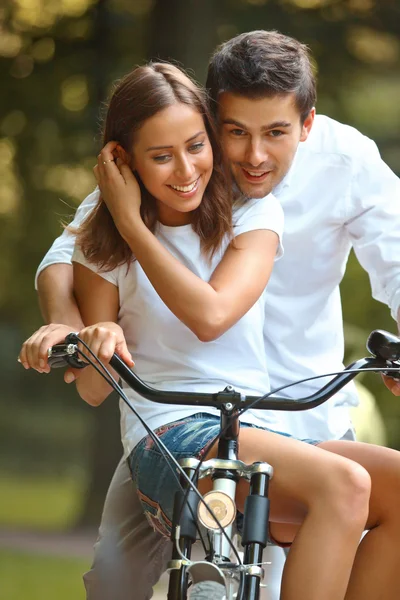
[127,415,221,537]
[129,442,181,537]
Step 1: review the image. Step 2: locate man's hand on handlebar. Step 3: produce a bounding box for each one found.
[19,324,82,384]
[382,375,400,396]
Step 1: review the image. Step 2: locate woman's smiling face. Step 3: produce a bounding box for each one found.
[131,102,214,226]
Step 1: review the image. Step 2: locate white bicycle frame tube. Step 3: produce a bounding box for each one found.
[211,477,237,560]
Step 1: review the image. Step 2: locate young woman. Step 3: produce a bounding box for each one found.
[20,63,400,600]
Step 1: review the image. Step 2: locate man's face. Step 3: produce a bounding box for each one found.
[218,92,314,198]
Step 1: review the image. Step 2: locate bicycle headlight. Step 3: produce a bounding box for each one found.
[198,490,236,530]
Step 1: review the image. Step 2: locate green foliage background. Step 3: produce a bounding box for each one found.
[0,0,399,527]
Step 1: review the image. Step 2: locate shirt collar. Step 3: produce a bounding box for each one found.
[273,146,300,196]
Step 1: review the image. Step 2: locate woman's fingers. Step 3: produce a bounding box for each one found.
[78,324,119,366]
[97,152,125,191]
[98,334,118,364]
[102,140,119,156]
[115,339,134,367]
[116,159,135,184]
[98,142,120,173]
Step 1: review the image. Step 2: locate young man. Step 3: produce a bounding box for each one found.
[27,30,400,599]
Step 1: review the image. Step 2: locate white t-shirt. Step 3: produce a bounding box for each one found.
[36,115,400,442]
[72,193,284,457]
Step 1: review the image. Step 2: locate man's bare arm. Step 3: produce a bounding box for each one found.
[19,263,86,381]
[37,263,83,329]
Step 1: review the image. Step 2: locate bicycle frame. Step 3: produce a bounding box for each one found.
[166,404,272,599]
[47,329,400,600]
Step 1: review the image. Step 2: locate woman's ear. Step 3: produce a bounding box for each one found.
[115,144,131,165]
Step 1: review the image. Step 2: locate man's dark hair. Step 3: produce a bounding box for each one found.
[206,30,316,123]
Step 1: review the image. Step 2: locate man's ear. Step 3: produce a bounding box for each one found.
[300,107,315,142]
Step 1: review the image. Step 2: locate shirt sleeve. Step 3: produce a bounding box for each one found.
[233,194,284,259]
[345,141,400,321]
[34,188,100,289]
[72,245,119,288]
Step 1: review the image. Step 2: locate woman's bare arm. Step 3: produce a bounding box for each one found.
[94,145,279,342]
[124,225,278,342]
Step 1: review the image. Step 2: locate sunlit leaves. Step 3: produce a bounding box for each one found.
[347,0,374,13]
[43,164,94,203]
[347,26,400,65]
[0,111,27,137]
[344,75,400,139]
[110,0,155,16]
[0,138,21,216]
[11,0,95,30]
[61,75,89,112]
[0,28,23,58]
[10,54,34,78]
[282,0,377,11]
[283,0,340,9]
[31,37,55,62]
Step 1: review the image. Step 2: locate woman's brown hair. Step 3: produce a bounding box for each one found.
[75,62,233,271]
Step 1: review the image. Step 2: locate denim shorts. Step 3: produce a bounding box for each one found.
[128,412,320,539]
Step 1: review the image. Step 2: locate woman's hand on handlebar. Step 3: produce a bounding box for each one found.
[76,322,134,370]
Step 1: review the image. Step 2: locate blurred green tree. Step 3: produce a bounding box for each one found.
[1,0,399,527]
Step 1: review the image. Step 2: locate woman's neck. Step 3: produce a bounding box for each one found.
[157,203,193,227]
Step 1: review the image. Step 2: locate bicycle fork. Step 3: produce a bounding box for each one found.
[241,469,271,598]
[167,462,199,600]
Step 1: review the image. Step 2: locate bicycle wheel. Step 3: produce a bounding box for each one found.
[189,580,226,599]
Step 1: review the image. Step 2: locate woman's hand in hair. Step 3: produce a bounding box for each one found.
[94,141,144,241]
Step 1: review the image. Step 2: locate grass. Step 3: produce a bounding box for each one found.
[0,475,90,600]
[0,549,88,600]
[0,474,83,530]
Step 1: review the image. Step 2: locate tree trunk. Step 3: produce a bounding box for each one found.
[148,0,221,82]
[74,0,122,529]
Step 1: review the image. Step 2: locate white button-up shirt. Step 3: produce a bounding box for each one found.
[264,114,400,440]
[36,114,400,442]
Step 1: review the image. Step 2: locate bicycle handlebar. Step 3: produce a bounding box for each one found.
[47,329,400,412]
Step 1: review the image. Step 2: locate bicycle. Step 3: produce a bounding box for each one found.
[47,329,400,600]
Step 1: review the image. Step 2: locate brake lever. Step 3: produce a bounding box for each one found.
[47,343,87,369]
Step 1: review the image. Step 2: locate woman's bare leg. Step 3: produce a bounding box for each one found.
[319,440,400,600]
[200,429,371,600]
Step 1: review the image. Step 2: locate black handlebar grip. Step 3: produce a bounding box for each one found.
[47,341,87,370]
[47,355,70,369]
[367,330,400,361]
